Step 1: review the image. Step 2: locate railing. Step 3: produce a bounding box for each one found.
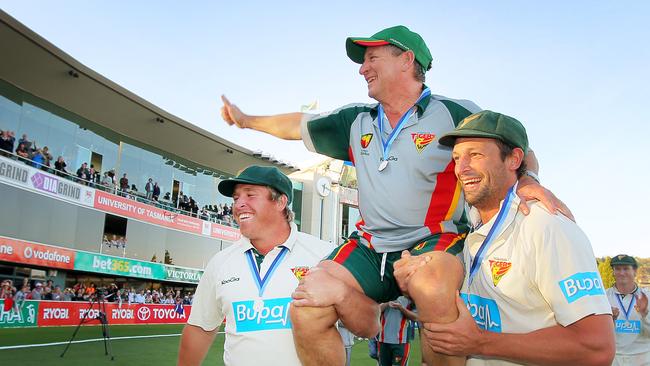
[0,149,237,228]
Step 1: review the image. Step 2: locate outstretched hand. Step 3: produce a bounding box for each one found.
[220,95,248,128]
[635,292,648,317]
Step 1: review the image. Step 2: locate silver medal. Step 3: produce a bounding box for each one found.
[253,298,264,312]
[378,160,388,171]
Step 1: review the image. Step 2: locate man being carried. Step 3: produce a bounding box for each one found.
[221,26,567,366]
[607,254,650,365]
[420,110,614,365]
[178,166,334,366]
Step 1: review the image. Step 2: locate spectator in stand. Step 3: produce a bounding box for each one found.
[153,182,161,201]
[76,162,90,184]
[85,282,96,297]
[131,184,138,193]
[15,142,29,162]
[128,288,136,304]
[41,146,52,171]
[163,192,171,201]
[30,282,43,300]
[200,208,209,221]
[18,134,31,150]
[42,285,53,300]
[14,285,29,304]
[134,289,145,304]
[31,148,45,168]
[63,288,73,301]
[73,288,85,301]
[54,156,68,177]
[145,290,153,304]
[145,178,154,200]
[51,285,63,301]
[119,174,129,195]
[88,165,97,188]
[102,171,115,192]
[0,130,15,156]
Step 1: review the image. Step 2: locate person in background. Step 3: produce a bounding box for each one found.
[607,254,650,366]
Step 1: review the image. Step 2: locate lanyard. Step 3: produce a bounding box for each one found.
[376,87,431,168]
[467,185,516,287]
[245,246,289,297]
[616,289,637,321]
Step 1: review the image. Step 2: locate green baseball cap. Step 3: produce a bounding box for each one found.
[218,165,293,204]
[346,25,433,72]
[611,254,638,268]
[438,110,529,154]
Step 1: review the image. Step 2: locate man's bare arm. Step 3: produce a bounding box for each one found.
[424,296,615,366]
[177,324,217,366]
[221,95,304,140]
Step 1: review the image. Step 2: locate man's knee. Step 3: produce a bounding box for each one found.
[408,252,463,320]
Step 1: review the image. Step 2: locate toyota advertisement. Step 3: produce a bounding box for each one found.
[0,300,192,328]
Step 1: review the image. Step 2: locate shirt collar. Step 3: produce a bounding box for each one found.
[238,222,298,254]
[370,83,431,121]
[469,184,521,237]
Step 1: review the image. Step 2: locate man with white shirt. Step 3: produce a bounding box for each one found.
[419,110,615,365]
[178,165,334,366]
[607,254,650,366]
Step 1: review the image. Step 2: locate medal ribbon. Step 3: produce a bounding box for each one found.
[246,246,289,297]
[377,87,431,163]
[467,185,517,287]
[616,290,637,321]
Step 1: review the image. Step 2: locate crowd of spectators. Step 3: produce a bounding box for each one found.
[0,129,236,225]
[1,279,194,308]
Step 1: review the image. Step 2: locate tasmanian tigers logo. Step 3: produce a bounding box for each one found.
[489,260,512,286]
[291,267,311,280]
[360,133,373,148]
[411,133,436,153]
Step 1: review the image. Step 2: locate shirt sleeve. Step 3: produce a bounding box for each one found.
[301,103,374,161]
[525,205,611,326]
[187,259,223,331]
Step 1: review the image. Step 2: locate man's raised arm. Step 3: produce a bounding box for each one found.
[221,95,304,140]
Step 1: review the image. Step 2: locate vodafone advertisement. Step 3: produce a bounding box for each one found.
[37,301,192,327]
[0,236,75,270]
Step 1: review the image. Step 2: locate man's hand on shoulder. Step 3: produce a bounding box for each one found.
[516,175,575,221]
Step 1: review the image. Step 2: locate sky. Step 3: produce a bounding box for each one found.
[1,1,649,257]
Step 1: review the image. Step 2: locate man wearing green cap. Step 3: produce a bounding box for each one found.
[221,26,567,366]
[607,254,650,365]
[178,166,334,366]
[419,110,614,365]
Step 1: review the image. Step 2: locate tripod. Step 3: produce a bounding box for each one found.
[60,293,115,361]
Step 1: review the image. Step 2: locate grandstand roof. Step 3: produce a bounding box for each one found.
[0,10,297,176]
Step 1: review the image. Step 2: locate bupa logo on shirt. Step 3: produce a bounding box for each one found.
[615,320,641,334]
[558,272,605,303]
[232,297,292,333]
[461,293,502,333]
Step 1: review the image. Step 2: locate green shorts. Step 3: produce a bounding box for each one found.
[378,342,411,366]
[326,231,466,303]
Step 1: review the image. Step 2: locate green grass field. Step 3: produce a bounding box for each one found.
[0,324,422,365]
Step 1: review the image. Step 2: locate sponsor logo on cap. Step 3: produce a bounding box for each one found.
[361,133,373,149]
[411,133,435,153]
[489,260,512,287]
[558,272,605,303]
[291,266,310,280]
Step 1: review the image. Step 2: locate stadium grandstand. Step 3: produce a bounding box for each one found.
[0,9,313,329]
